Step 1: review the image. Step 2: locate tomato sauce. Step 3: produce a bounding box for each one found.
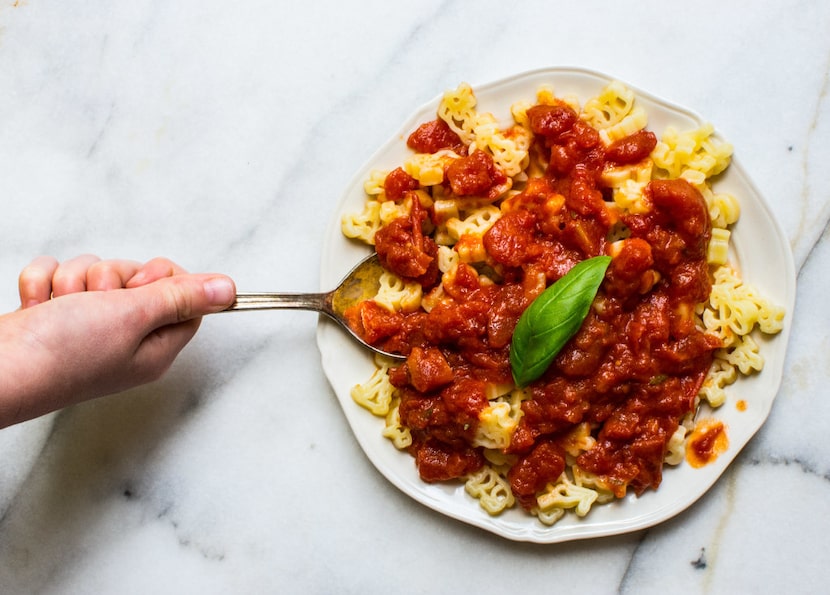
[407,118,465,154]
[686,419,729,468]
[349,101,721,507]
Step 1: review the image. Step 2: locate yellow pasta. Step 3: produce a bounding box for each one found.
[432,199,460,226]
[703,265,786,343]
[723,334,764,375]
[652,123,733,179]
[664,423,690,465]
[601,159,654,214]
[581,80,637,129]
[559,422,596,458]
[506,386,532,424]
[474,402,517,450]
[571,466,616,503]
[436,245,459,274]
[695,265,785,407]
[581,80,648,144]
[341,200,382,244]
[373,271,423,313]
[363,169,389,198]
[446,205,501,240]
[464,466,515,515]
[707,227,731,265]
[470,113,532,177]
[698,357,739,408]
[708,192,741,229]
[382,398,412,450]
[484,380,513,402]
[350,362,395,416]
[437,83,478,145]
[536,473,599,521]
[404,149,461,186]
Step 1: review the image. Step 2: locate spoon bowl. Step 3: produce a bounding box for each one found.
[225,253,405,360]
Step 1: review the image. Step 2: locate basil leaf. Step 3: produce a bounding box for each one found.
[510,256,611,387]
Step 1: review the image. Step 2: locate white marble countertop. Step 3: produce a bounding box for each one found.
[1,1,828,593]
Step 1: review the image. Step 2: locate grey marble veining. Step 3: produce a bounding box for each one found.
[1,1,829,593]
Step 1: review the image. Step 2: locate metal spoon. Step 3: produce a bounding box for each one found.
[224,253,405,360]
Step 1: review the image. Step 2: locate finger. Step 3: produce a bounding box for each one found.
[133,273,237,329]
[18,255,59,308]
[86,259,142,291]
[51,254,101,297]
[126,257,189,288]
[131,318,203,385]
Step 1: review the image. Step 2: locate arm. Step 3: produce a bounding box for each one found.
[0,255,236,428]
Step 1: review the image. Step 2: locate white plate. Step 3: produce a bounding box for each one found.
[316,67,796,543]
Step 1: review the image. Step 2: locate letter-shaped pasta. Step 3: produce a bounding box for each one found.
[465,466,515,515]
[652,124,733,179]
[484,381,513,402]
[571,466,615,504]
[707,227,731,266]
[446,205,501,240]
[664,424,689,465]
[470,113,532,177]
[363,169,389,198]
[373,271,423,313]
[599,107,648,145]
[437,83,478,145]
[559,422,596,458]
[432,245,457,275]
[474,402,517,450]
[724,334,764,375]
[507,386,532,422]
[601,160,654,214]
[453,235,487,264]
[703,265,785,345]
[581,81,648,144]
[581,81,636,129]
[535,505,566,526]
[420,283,446,313]
[341,200,382,245]
[382,398,412,449]
[708,192,741,229]
[404,150,460,186]
[432,199,460,226]
[350,364,396,416]
[698,357,738,408]
[757,300,786,335]
[379,199,411,226]
[536,473,600,522]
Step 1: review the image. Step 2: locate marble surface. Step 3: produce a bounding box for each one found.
[0,1,827,592]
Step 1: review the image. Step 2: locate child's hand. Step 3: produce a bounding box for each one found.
[1,255,236,428]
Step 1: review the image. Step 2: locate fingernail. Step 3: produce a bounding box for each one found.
[203,277,235,307]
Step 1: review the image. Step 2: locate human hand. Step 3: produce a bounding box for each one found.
[0,255,236,428]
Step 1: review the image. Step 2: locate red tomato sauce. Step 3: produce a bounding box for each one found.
[407,118,465,154]
[686,419,729,468]
[348,102,721,507]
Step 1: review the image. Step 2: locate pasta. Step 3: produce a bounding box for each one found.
[341,80,785,525]
[373,271,422,314]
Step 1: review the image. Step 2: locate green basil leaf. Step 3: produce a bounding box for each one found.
[510,255,611,387]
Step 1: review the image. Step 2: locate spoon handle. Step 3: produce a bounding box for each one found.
[227,292,331,313]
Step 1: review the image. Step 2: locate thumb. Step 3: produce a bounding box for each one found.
[136,273,237,328]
